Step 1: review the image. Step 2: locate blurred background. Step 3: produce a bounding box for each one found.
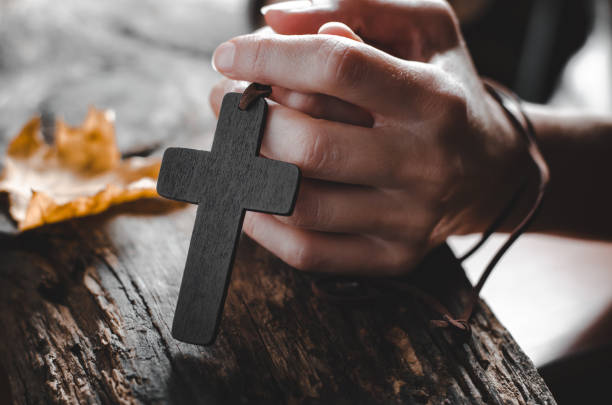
[1,0,611,403]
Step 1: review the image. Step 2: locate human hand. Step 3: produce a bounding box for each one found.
[209,0,527,275]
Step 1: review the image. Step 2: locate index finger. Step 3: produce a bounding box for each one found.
[212,33,433,115]
[261,102,400,186]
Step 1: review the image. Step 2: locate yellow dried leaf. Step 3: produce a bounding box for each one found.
[0,107,161,230]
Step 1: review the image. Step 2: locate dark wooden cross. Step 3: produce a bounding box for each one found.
[157,91,301,345]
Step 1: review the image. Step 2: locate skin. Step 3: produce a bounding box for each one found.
[209,0,612,275]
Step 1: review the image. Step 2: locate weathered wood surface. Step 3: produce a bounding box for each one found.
[0,1,555,403]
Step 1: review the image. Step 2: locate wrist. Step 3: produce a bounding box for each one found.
[515,104,612,237]
[454,89,535,236]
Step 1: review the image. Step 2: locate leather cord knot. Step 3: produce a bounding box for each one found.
[239,83,272,110]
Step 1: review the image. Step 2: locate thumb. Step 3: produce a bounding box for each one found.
[262,0,459,60]
[317,21,363,42]
[261,1,340,35]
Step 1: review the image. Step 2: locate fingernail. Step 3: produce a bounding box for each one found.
[212,42,236,73]
[261,0,313,15]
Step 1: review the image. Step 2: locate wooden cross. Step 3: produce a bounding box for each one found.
[157,91,301,345]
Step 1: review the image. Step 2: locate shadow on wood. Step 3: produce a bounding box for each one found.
[0,362,11,405]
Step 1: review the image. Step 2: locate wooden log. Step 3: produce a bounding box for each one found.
[0,201,555,404]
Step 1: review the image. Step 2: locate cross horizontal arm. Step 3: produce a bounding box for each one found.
[157,147,210,204]
[242,157,301,215]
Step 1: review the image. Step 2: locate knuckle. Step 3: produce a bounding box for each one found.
[321,38,365,89]
[297,94,325,118]
[286,91,325,118]
[286,189,324,229]
[386,248,418,276]
[288,239,318,271]
[298,125,332,173]
[250,36,273,81]
[386,238,431,275]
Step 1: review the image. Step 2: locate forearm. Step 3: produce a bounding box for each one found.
[518,104,612,240]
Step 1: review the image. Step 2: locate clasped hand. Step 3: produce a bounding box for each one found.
[209,0,527,275]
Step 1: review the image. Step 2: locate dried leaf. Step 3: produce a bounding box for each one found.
[0,107,161,230]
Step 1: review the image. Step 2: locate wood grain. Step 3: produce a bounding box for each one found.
[0,212,556,404]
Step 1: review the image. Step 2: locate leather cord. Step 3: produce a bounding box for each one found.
[239,83,272,110]
[428,80,549,332]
